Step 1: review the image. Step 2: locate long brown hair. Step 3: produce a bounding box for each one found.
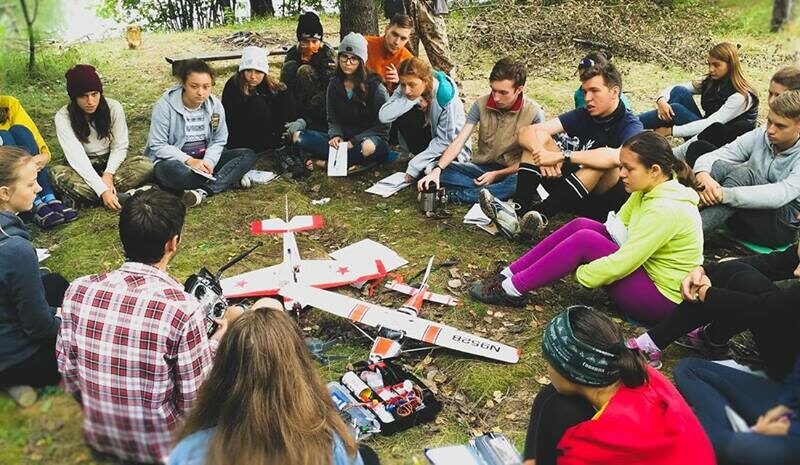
[236,70,287,96]
[622,131,700,190]
[698,42,757,106]
[398,57,434,103]
[68,94,112,143]
[176,307,358,465]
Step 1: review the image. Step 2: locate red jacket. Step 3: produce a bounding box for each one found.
[557,367,716,465]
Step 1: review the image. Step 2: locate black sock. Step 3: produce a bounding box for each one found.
[535,172,588,218]
[515,163,542,213]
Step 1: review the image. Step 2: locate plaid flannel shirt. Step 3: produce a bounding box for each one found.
[56,262,216,464]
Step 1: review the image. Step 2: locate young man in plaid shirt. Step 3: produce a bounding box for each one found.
[56,189,240,464]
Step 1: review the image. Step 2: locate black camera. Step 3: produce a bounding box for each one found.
[183,243,262,337]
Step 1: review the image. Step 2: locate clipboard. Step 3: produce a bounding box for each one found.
[190,165,216,181]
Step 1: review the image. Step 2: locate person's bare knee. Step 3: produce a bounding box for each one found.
[292,131,301,143]
[361,139,376,156]
[574,167,605,191]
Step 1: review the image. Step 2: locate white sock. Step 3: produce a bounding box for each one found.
[501,277,522,297]
[500,266,513,278]
[635,332,661,353]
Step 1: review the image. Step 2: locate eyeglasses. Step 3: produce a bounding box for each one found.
[339,54,360,64]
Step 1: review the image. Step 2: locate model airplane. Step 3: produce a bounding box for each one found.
[221,198,388,299]
[279,258,521,364]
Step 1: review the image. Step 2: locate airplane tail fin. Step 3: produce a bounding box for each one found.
[251,215,324,234]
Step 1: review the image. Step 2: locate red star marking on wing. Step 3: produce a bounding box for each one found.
[235,280,247,288]
[337,266,350,275]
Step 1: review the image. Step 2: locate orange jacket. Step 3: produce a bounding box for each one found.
[365,35,413,93]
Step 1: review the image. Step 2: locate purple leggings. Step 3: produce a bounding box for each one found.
[508,218,676,323]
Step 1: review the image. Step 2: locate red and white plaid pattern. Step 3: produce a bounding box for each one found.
[57,262,215,464]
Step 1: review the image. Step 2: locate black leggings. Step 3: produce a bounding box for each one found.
[648,260,799,378]
[0,272,69,388]
[523,384,595,464]
[685,120,754,168]
[394,106,432,155]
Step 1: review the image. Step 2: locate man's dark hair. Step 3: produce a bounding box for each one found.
[489,57,527,88]
[119,189,186,264]
[177,59,215,85]
[579,62,623,91]
[388,13,414,29]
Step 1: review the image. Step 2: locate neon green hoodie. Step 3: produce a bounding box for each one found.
[575,179,703,303]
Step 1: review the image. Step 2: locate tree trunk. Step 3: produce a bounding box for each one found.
[19,0,38,74]
[771,0,796,31]
[249,0,274,17]
[340,0,379,38]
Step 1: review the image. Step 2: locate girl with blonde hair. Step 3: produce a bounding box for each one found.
[638,42,759,151]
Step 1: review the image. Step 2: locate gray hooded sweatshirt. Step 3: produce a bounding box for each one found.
[694,127,800,227]
[379,70,471,178]
[144,85,228,169]
[0,211,59,371]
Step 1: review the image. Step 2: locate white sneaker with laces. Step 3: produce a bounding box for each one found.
[240,173,252,189]
[182,189,207,207]
[520,210,548,235]
[478,188,520,237]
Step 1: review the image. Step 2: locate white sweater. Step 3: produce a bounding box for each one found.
[54,98,129,197]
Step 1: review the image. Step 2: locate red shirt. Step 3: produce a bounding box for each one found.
[56,262,217,464]
[365,35,413,93]
[557,367,716,465]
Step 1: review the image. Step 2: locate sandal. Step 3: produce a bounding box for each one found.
[48,199,78,223]
[34,203,65,229]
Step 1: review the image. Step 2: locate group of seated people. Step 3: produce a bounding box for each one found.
[1,8,800,465]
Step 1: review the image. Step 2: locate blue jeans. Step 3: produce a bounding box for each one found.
[638,86,703,130]
[0,125,56,199]
[153,148,257,195]
[674,358,800,465]
[440,162,516,204]
[295,129,389,166]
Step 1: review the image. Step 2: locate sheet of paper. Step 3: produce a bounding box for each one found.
[537,184,549,200]
[190,166,216,180]
[712,359,768,378]
[365,172,410,197]
[424,445,482,465]
[245,169,277,184]
[725,405,752,433]
[36,248,50,262]
[327,144,348,177]
[463,203,491,225]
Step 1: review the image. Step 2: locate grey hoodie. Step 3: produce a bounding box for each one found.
[694,127,800,226]
[0,211,59,371]
[144,85,228,169]
[379,70,471,178]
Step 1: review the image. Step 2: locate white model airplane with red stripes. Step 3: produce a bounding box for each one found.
[220,199,387,299]
[279,258,521,364]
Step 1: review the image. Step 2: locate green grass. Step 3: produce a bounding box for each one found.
[1,3,798,464]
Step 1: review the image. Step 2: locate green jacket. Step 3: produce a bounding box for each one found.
[576,179,703,303]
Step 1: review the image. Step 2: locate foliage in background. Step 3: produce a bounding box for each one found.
[98,0,239,30]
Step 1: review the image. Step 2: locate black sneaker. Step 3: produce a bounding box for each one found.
[469,278,528,307]
[675,325,729,359]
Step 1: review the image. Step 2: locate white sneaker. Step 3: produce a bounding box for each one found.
[7,385,37,407]
[117,185,153,203]
[520,210,548,236]
[182,189,207,207]
[240,174,252,189]
[478,188,520,238]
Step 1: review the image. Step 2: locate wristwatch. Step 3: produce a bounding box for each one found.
[562,149,572,163]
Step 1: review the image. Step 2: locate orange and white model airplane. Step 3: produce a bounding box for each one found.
[221,199,387,299]
[279,258,521,364]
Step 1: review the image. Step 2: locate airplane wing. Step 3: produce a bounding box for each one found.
[221,265,289,298]
[298,259,386,289]
[280,283,520,364]
[385,282,460,307]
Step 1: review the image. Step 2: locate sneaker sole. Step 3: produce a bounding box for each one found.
[181,192,201,207]
[479,190,497,224]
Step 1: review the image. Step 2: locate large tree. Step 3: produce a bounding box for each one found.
[249,0,275,17]
[340,0,379,39]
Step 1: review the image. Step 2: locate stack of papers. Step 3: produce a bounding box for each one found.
[365,172,411,197]
[464,204,498,235]
[245,170,278,185]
